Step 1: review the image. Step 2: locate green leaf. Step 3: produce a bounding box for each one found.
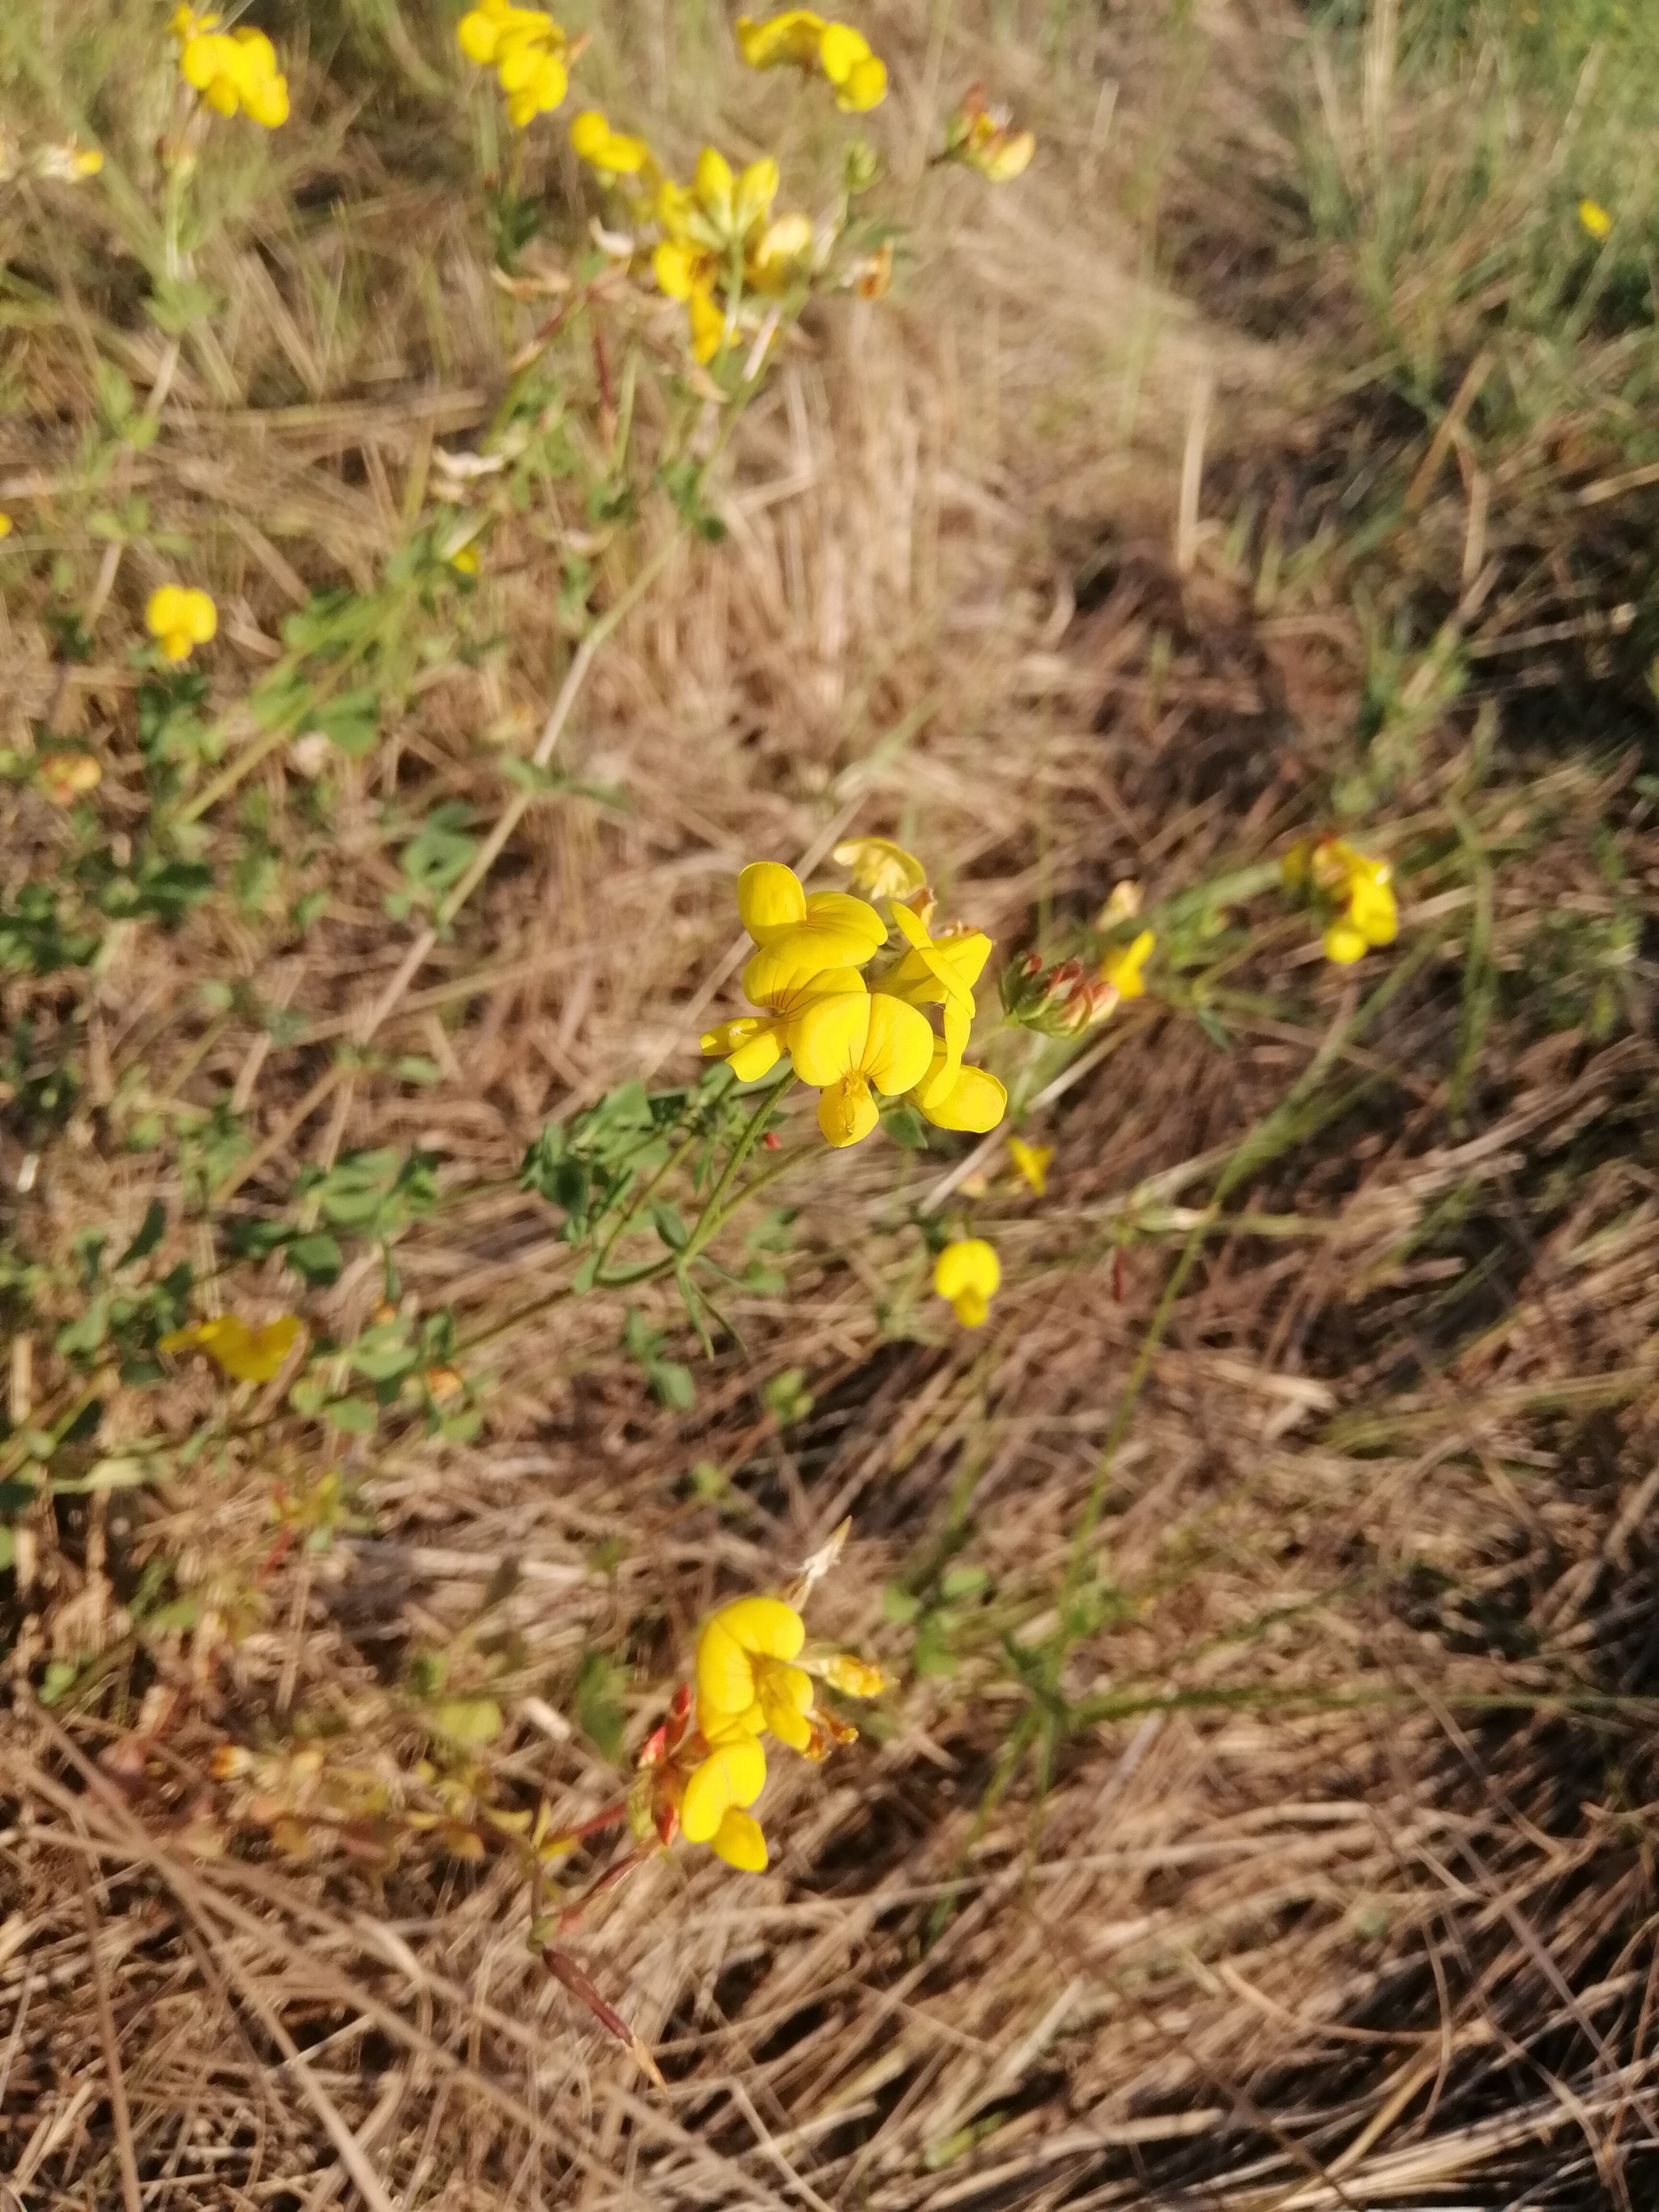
[431,1697,505,1748]
[322,1397,377,1434]
[117,1200,167,1270]
[574,1649,629,1763]
[650,1360,695,1412]
[762,1368,813,1426]
[285,1233,343,1286]
[38,1659,79,1707]
[650,1200,688,1251]
[940,1563,992,1603]
[882,1582,923,1626]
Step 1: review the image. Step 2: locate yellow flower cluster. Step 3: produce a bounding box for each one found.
[171,9,290,129]
[736,11,888,112]
[701,845,1007,1148]
[676,1596,880,1868]
[1283,835,1398,966]
[146,584,218,663]
[456,0,569,128]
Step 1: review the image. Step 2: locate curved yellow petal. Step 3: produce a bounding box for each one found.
[817,20,872,80]
[735,10,826,68]
[1350,877,1397,947]
[861,993,936,1097]
[935,1239,1000,1307]
[741,946,867,1012]
[798,890,886,956]
[680,1736,767,1842]
[1007,1136,1052,1196]
[717,1595,807,1660]
[834,836,926,900]
[694,146,735,229]
[834,52,887,112]
[817,1074,879,1147]
[737,860,807,936]
[919,1063,1006,1134]
[710,1806,768,1870]
[734,156,780,234]
[1323,919,1368,964]
[789,992,870,1087]
[688,284,726,362]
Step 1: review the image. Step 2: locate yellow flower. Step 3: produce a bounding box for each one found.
[943,90,1034,181]
[884,903,992,1016]
[173,9,290,128]
[457,0,568,128]
[749,212,817,291]
[447,544,480,575]
[909,998,1007,1134]
[680,1731,768,1847]
[37,140,104,181]
[736,11,888,110]
[159,1315,304,1384]
[834,835,927,902]
[1580,198,1614,241]
[145,584,218,662]
[790,990,936,1146]
[1287,836,1397,966]
[1099,927,1154,1000]
[702,954,867,1083]
[0,513,11,539]
[1007,1135,1052,1196]
[696,1598,816,1757]
[569,109,651,177]
[737,860,887,971]
[934,1239,1000,1329]
[36,752,103,805]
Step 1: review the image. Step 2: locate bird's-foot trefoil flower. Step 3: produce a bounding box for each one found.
[834,835,927,901]
[159,1314,304,1383]
[935,1238,1000,1328]
[908,997,1007,1134]
[146,585,218,663]
[1007,1135,1052,1196]
[1580,199,1614,241]
[569,109,653,180]
[171,9,290,127]
[1283,835,1398,966]
[736,860,888,973]
[1099,927,1154,1000]
[702,955,868,1083]
[941,84,1034,181]
[736,11,889,110]
[457,1,570,128]
[790,989,936,1146]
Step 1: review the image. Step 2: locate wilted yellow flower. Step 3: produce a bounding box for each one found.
[934,1239,1000,1328]
[736,11,888,110]
[791,989,936,1146]
[1099,928,1154,1000]
[569,109,652,177]
[942,85,1034,181]
[1007,1135,1052,1196]
[834,835,927,901]
[146,584,218,662]
[160,1314,304,1383]
[171,8,290,127]
[1284,836,1397,966]
[36,752,103,805]
[1580,199,1614,241]
[457,0,569,128]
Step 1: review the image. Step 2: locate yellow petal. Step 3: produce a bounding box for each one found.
[861,993,936,1097]
[457,8,503,61]
[742,946,867,1012]
[725,1024,786,1083]
[817,1074,879,1147]
[1322,918,1368,964]
[680,1736,767,1842]
[919,1063,1006,1134]
[1007,1137,1052,1196]
[694,146,735,228]
[735,10,826,68]
[710,1806,768,1870]
[789,991,870,1086]
[1099,928,1153,1000]
[952,1286,990,1328]
[935,1239,1000,1308]
[717,1595,807,1660]
[146,585,186,638]
[1349,877,1397,947]
[734,156,780,234]
[652,238,700,300]
[817,20,873,81]
[689,284,726,362]
[834,836,926,900]
[834,51,887,112]
[1580,198,1614,241]
[736,860,808,936]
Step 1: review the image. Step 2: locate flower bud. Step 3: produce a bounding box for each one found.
[1002,953,1120,1036]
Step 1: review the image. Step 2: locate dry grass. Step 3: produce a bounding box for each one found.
[4,1,1659,2206]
